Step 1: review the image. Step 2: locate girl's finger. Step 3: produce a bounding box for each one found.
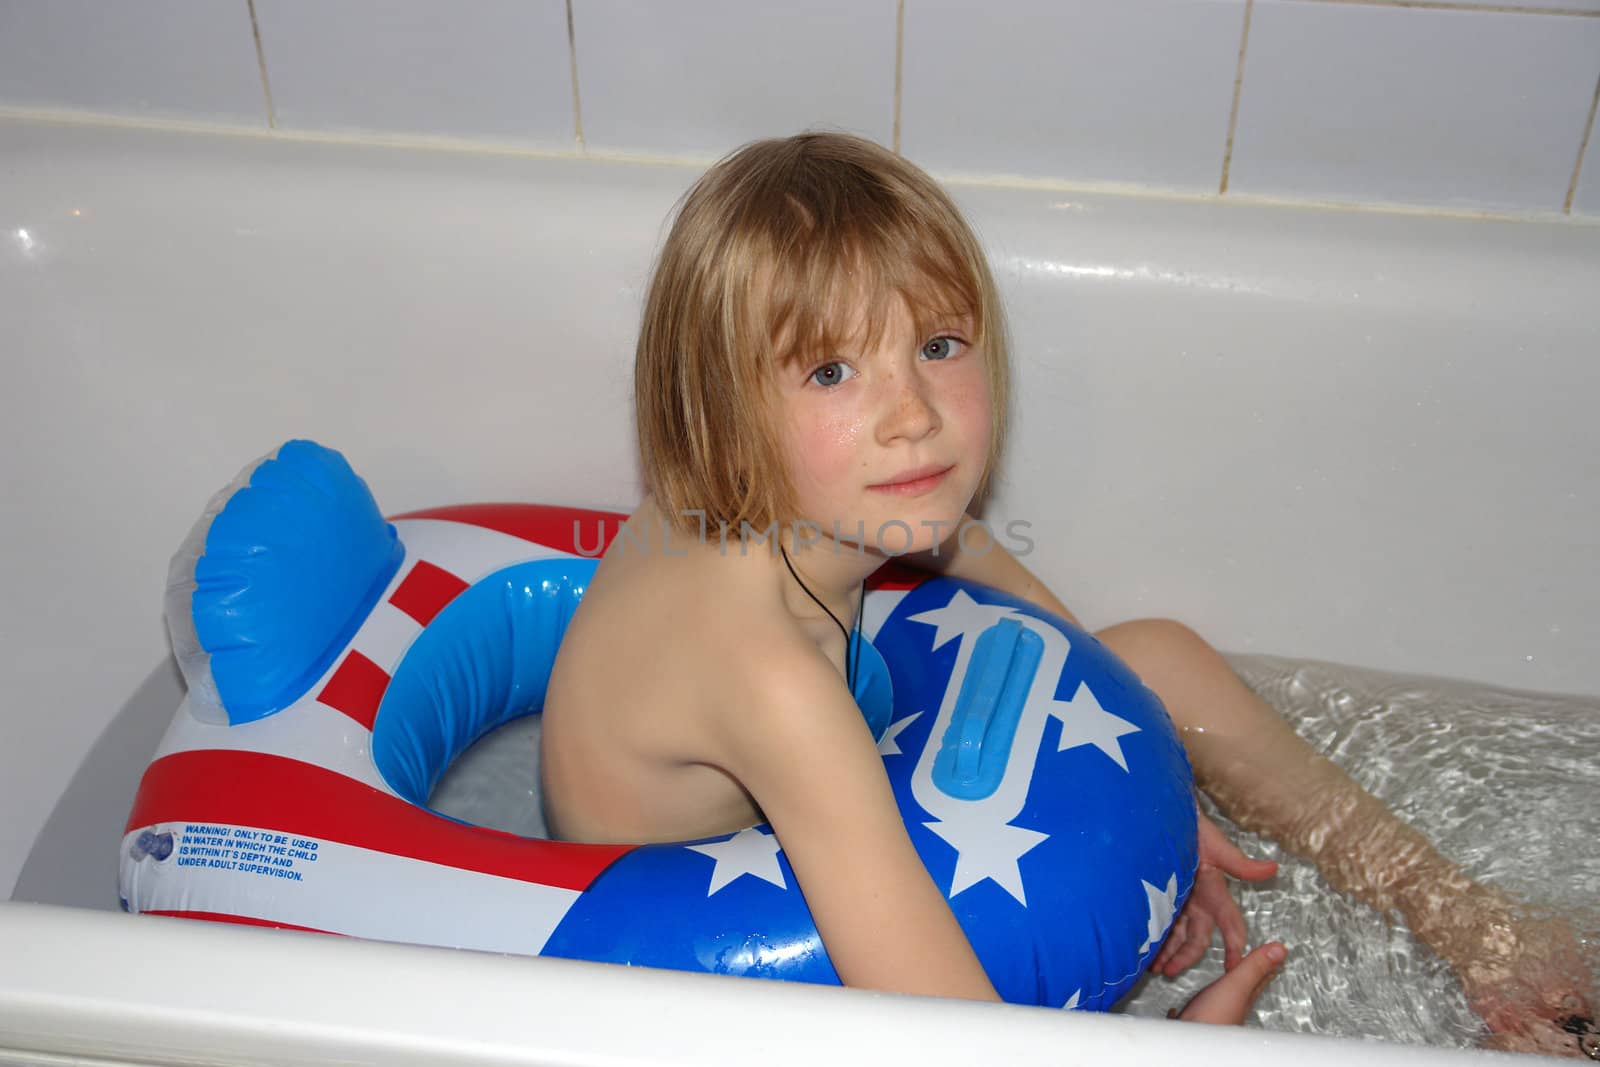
[1234,854,1280,881]
[1166,914,1214,975]
[1176,942,1287,1024]
[1226,941,1285,992]
[1249,958,1284,1004]
[1212,843,1279,882]
[1184,870,1237,971]
[1152,915,1189,973]
[1199,817,1279,881]
[1241,942,1287,995]
[1216,895,1248,972]
[1166,938,1206,977]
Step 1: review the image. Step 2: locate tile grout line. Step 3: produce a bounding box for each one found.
[893,0,905,154]
[1219,0,1254,195]
[566,0,585,150]
[1563,69,1599,213]
[1292,0,1599,15]
[246,0,276,130]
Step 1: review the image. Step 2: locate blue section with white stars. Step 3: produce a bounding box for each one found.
[541,576,1198,1010]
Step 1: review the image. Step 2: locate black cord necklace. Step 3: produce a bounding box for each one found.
[779,543,864,696]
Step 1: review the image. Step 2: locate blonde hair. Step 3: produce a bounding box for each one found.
[634,131,1010,537]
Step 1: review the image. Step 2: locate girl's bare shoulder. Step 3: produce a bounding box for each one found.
[549,500,813,739]
[587,519,855,742]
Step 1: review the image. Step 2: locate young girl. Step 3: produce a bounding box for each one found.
[540,132,1594,1047]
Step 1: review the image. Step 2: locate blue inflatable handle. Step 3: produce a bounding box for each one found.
[933,617,1044,799]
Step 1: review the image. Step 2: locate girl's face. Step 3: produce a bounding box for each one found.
[774,294,993,557]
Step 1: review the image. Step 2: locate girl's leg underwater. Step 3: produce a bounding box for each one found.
[1097,618,1596,1054]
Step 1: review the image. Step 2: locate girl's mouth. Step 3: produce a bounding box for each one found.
[869,464,954,497]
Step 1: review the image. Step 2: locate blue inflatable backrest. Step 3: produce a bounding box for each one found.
[372,557,599,809]
[190,440,404,724]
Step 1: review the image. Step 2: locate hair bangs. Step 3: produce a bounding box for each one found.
[761,214,986,376]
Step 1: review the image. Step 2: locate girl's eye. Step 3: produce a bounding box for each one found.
[809,361,856,388]
[921,335,966,361]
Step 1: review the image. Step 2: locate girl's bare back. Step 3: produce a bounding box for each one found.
[540,496,838,844]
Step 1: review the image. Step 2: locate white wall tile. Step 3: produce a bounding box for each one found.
[1443,0,1600,12]
[1575,106,1600,216]
[1229,1,1600,213]
[0,0,264,124]
[574,0,895,157]
[901,0,1246,192]
[255,0,573,143]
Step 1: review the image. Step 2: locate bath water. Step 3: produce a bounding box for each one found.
[1117,654,1599,1050]
[430,653,1600,1050]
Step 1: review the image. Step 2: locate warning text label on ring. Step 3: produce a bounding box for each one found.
[176,824,319,882]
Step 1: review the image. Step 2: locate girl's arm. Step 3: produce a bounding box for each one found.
[716,627,1282,1020]
[717,634,1000,1000]
[906,515,1595,1048]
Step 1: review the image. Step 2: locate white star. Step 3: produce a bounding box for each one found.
[906,588,1022,652]
[1050,679,1140,771]
[924,818,1049,905]
[686,827,787,896]
[878,711,923,756]
[1137,873,1179,954]
[1062,989,1081,1010]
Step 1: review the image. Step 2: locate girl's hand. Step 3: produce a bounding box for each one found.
[1150,813,1279,978]
[1171,942,1288,1025]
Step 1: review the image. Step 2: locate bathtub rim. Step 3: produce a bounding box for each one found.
[0,900,1513,1067]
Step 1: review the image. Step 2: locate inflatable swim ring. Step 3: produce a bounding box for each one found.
[122,440,1199,1010]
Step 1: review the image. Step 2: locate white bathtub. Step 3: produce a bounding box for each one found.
[2,110,1595,1065]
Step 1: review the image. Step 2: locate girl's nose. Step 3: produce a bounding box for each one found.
[876,368,941,444]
